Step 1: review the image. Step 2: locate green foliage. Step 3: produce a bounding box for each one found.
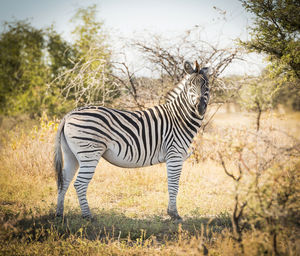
[237,70,300,112]
[238,74,275,112]
[47,27,78,77]
[0,20,76,117]
[71,4,107,56]
[0,21,46,116]
[273,81,300,110]
[239,0,300,110]
[0,5,115,118]
[59,5,118,106]
[240,0,300,83]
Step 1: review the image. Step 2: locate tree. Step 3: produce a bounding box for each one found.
[47,27,78,77]
[0,20,47,116]
[111,27,242,110]
[0,20,76,117]
[238,72,274,131]
[71,4,108,57]
[240,0,300,84]
[55,5,118,107]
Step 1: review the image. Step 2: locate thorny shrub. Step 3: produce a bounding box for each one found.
[189,117,300,254]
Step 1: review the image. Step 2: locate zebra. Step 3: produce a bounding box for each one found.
[54,60,210,221]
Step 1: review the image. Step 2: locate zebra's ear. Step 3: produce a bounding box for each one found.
[183,61,194,74]
[200,67,209,76]
[194,60,200,73]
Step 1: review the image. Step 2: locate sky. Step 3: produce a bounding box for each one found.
[0,0,266,76]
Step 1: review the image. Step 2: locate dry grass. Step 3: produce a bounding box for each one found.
[0,110,299,255]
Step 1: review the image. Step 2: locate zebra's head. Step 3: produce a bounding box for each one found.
[183,61,209,116]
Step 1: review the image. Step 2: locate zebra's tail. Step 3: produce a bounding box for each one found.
[54,117,65,190]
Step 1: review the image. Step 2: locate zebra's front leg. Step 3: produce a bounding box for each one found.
[166,157,183,221]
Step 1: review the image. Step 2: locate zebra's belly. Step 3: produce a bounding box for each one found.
[102,149,164,168]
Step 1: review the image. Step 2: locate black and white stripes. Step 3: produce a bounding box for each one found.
[55,61,210,220]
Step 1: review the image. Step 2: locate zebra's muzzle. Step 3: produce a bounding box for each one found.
[197,97,207,116]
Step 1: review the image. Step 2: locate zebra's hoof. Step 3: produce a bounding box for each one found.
[167,209,182,222]
[82,215,93,221]
[173,217,183,223]
[171,215,183,222]
[55,213,63,218]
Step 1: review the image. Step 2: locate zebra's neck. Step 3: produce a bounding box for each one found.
[165,76,188,103]
[165,90,202,145]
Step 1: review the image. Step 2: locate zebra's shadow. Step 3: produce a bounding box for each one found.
[11,209,232,242]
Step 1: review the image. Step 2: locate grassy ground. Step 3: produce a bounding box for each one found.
[0,110,299,255]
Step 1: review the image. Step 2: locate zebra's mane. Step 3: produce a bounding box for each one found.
[165,76,189,103]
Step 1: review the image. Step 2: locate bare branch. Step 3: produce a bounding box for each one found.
[218,152,240,181]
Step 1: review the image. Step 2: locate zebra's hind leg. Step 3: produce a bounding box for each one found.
[56,138,79,217]
[74,156,102,219]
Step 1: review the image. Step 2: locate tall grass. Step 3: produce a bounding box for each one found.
[0,111,299,255]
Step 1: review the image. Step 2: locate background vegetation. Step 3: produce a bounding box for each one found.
[0,0,299,255]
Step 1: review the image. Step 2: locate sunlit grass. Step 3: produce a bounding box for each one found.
[0,110,299,255]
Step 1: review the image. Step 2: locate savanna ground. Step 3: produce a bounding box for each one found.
[0,107,299,255]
